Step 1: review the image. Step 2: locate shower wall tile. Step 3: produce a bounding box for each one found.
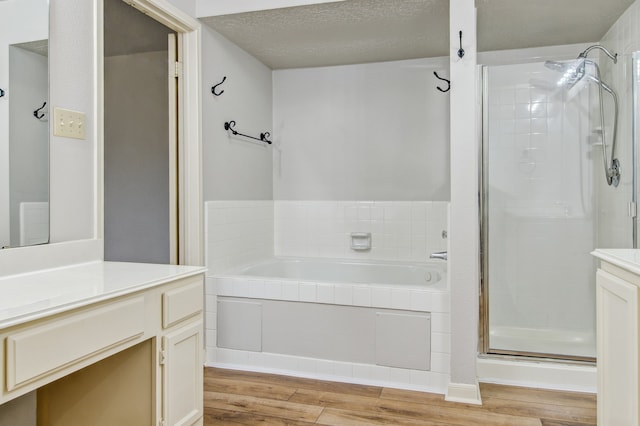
[598,0,639,251]
[274,201,449,262]
[205,200,274,275]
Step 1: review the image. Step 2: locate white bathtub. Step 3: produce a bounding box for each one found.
[209,257,451,393]
[229,257,446,290]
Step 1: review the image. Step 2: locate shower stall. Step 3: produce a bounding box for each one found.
[481,46,632,361]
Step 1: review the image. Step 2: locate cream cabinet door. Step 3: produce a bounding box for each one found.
[596,269,639,426]
[162,320,203,426]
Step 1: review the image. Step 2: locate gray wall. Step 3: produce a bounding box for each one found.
[104,51,170,264]
[202,26,273,201]
[8,46,48,247]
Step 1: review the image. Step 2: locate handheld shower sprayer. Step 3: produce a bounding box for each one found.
[545,44,619,186]
[579,45,619,186]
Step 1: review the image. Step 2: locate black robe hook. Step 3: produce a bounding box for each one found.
[457,31,465,58]
[33,101,47,119]
[433,71,450,93]
[211,76,226,96]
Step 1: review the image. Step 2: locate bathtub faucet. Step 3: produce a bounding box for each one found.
[430,251,447,261]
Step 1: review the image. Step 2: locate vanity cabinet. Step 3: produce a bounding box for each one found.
[593,250,640,426]
[0,262,205,426]
[162,320,203,425]
[161,279,204,426]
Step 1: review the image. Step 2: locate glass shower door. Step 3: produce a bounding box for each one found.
[483,61,598,360]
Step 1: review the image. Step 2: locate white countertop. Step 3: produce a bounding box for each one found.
[0,261,206,329]
[592,249,640,276]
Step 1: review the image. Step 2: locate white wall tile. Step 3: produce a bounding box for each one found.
[205,295,217,313]
[431,313,451,333]
[205,277,217,295]
[299,281,317,302]
[206,313,217,331]
[317,283,335,304]
[274,200,449,262]
[281,281,299,301]
[248,279,266,299]
[205,201,274,275]
[432,332,452,354]
[264,280,283,299]
[372,287,392,308]
[431,352,451,374]
[410,290,432,312]
[391,289,411,310]
[353,286,372,306]
[387,367,413,385]
[217,277,234,296]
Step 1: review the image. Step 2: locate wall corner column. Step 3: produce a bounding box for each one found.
[446,0,482,405]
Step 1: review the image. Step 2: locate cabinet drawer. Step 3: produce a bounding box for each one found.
[162,278,203,329]
[6,297,145,391]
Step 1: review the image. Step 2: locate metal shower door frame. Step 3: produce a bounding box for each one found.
[478,63,596,363]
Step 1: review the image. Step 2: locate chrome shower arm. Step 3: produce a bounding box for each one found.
[579,44,618,64]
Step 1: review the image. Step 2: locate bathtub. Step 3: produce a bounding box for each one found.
[230,257,446,289]
[209,257,450,393]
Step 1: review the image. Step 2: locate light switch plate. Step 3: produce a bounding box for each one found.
[53,107,86,140]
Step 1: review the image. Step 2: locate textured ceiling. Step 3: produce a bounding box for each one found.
[201,0,449,69]
[13,39,48,57]
[201,0,635,69]
[476,0,635,52]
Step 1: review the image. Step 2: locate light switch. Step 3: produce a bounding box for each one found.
[53,107,86,140]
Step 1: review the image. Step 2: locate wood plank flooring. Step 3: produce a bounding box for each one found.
[203,367,597,425]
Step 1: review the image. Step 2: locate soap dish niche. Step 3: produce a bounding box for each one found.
[350,232,372,251]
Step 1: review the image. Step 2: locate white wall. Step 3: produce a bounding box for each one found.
[447,0,479,401]
[0,0,48,248]
[202,26,273,201]
[48,0,97,243]
[273,58,450,201]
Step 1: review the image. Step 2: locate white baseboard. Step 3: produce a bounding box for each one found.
[477,356,596,393]
[445,382,482,405]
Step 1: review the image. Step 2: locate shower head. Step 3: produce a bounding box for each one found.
[544,58,586,88]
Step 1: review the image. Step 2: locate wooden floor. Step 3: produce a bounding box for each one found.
[203,367,596,425]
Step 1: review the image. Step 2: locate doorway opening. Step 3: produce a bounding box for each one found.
[103,0,186,264]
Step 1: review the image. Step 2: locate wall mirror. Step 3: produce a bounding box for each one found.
[0,0,49,249]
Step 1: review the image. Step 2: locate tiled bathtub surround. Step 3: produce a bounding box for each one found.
[205,272,451,393]
[204,199,451,392]
[205,201,274,275]
[275,201,449,262]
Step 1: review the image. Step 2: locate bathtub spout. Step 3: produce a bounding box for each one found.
[430,251,447,261]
